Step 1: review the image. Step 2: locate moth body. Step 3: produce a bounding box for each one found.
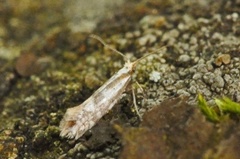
[60,61,134,139]
[59,35,164,140]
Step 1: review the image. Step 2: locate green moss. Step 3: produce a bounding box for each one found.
[215,97,240,114]
[198,94,240,122]
[197,94,220,122]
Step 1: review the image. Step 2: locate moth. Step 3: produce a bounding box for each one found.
[59,35,165,140]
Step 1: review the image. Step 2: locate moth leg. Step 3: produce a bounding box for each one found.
[135,81,147,105]
[132,88,142,121]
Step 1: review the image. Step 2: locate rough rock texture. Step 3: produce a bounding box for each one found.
[0,0,240,158]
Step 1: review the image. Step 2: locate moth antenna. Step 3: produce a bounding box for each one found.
[90,34,127,61]
[132,46,167,67]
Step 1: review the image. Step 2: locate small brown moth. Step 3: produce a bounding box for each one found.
[59,35,165,139]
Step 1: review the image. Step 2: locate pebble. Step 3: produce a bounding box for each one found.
[197,64,208,73]
[139,15,166,28]
[230,68,239,74]
[203,72,215,84]
[138,34,157,46]
[189,85,197,94]
[149,71,161,82]
[213,76,225,88]
[226,12,239,22]
[0,71,15,98]
[223,74,232,84]
[176,89,190,96]
[232,12,239,21]
[178,54,191,63]
[214,54,231,66]
[212,32,223,40]
[192,73,202,80]
[189,36,197,44]
[15,53,51,77]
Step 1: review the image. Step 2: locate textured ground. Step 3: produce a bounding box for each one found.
[0,0,240,159]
